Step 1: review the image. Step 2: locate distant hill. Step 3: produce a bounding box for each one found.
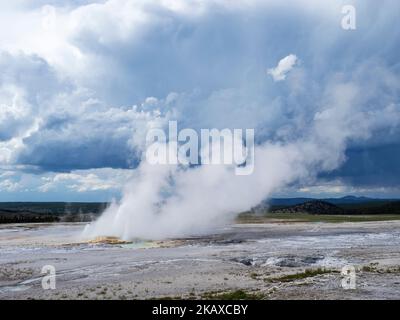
[252,196,397,213]
[267,196,393,207]
[270,200,346,215]
[325,196,374,204]
[266,199,400,215]
[268,198,314,206]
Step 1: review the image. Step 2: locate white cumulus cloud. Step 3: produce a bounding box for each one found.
[267,54,298,82]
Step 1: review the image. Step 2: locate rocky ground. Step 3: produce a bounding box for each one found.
[1,221,400,300]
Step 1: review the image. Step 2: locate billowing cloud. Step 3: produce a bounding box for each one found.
[38,168,134,193]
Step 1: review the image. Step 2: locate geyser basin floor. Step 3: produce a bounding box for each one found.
[1,221,400,300]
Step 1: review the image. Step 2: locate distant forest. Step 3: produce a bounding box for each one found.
[1,197,400,224]
[0,202,107,224]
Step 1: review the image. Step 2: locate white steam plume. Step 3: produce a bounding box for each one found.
[83,113,353,240]
[83,63,399,241]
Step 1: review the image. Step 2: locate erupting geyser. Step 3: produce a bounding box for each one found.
[83,130,352,240]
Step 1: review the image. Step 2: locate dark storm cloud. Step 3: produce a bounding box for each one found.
[324,143,400,187]
[0,0,400,197]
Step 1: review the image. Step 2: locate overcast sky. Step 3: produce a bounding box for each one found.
[0,0,399,201]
